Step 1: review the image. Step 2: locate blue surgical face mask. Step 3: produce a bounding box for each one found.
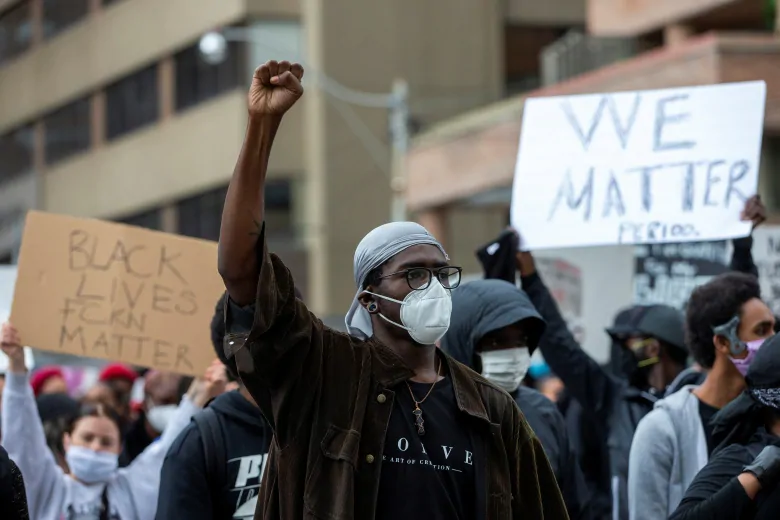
[66,446,118,484]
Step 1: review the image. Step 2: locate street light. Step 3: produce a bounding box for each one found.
[198,29,410,222]
[198,31,228,66]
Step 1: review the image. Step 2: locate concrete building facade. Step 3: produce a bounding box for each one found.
[405,0,780,269]
[2,0,589,322]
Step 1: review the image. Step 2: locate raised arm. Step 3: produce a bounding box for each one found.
[516,251,619,419]
[1,323,65,519]
[217,61,335,447]
[218,60,304,306]
[729,195,765,278]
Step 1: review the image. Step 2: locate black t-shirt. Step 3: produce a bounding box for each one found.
[697,399,720,455]
[375,376,476,520]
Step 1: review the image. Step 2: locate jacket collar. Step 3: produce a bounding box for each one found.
[368,339,491,425]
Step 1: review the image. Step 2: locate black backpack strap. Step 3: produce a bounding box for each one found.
[193,408,228,503]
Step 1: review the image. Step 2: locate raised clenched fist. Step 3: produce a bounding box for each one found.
[1,322,26,374]
[248,60,304,119]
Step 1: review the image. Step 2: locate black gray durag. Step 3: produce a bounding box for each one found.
[345,222,447,339]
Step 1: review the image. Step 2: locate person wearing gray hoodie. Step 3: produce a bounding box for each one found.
[627,272,775,520]
[0,321,225,520]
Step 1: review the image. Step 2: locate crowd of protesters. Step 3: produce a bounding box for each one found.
[1,59,779,520]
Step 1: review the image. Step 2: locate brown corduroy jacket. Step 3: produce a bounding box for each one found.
[225,227,569,520]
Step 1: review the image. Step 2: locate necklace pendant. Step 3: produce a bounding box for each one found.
[412,406,425,436]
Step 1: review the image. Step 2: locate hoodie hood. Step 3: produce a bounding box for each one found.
[440,279,545,369]
[208,389,267,430]
[665,367,706,397]
[653,384,700,414]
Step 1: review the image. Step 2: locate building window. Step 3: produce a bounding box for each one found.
[177,181,292,241]
[42,0,88,40]
[174,40,245,113]
[177,185,228,241]
[0,1,33,65]
[264,180,293,239]
[42,0,89,40]
[505,25,568,94]
[117,208,162,230]
[106,64,159,141]
[44,97,91,166]
[0,124,35,183]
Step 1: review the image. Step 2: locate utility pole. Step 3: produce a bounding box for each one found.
[389,79,409,222]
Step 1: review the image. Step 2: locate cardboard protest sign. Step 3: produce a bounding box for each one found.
[10,211,225,376]
[511,81,766,249]
[633,241,729,310]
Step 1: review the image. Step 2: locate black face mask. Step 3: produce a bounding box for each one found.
[620,348,655,390]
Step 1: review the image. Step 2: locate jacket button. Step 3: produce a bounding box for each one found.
[366,454,375,463]
[376,393,387,403]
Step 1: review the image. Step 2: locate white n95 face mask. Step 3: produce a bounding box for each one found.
[365,279,452,345]
[146,404,178,433]
[479,347,531,393]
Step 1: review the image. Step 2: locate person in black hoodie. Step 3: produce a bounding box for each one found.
[155,294,279,520]
[439,278,592,519]
[670,331,780,520]
[0,444,29,520]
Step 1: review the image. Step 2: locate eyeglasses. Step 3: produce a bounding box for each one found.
[378,266,463,291]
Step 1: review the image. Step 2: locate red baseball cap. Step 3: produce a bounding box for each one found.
[30,367,65,397]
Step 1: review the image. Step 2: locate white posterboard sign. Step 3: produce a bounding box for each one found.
[511,81,766,250]
[0,265,35,372]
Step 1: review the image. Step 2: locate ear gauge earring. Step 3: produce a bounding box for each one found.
[368,303,378,313]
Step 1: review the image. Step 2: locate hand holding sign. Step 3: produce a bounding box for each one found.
[1,322,25,374]
[11,212,226,376]
[740,195,766,230]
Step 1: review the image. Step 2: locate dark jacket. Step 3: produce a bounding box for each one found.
[670,431,780,520]
[522,272,660,520]
[156,390,273,519]
[440,278,591,519]
[0,445,29,520]
[120,410,155,467]
[225,227,568,520]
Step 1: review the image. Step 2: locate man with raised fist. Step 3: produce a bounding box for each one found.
[217,60,567,520]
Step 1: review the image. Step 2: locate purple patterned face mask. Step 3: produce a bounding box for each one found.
[730,338,767,376]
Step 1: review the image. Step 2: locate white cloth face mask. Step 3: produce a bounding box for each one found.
[479,347,531,393]
[365,279,452,345]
